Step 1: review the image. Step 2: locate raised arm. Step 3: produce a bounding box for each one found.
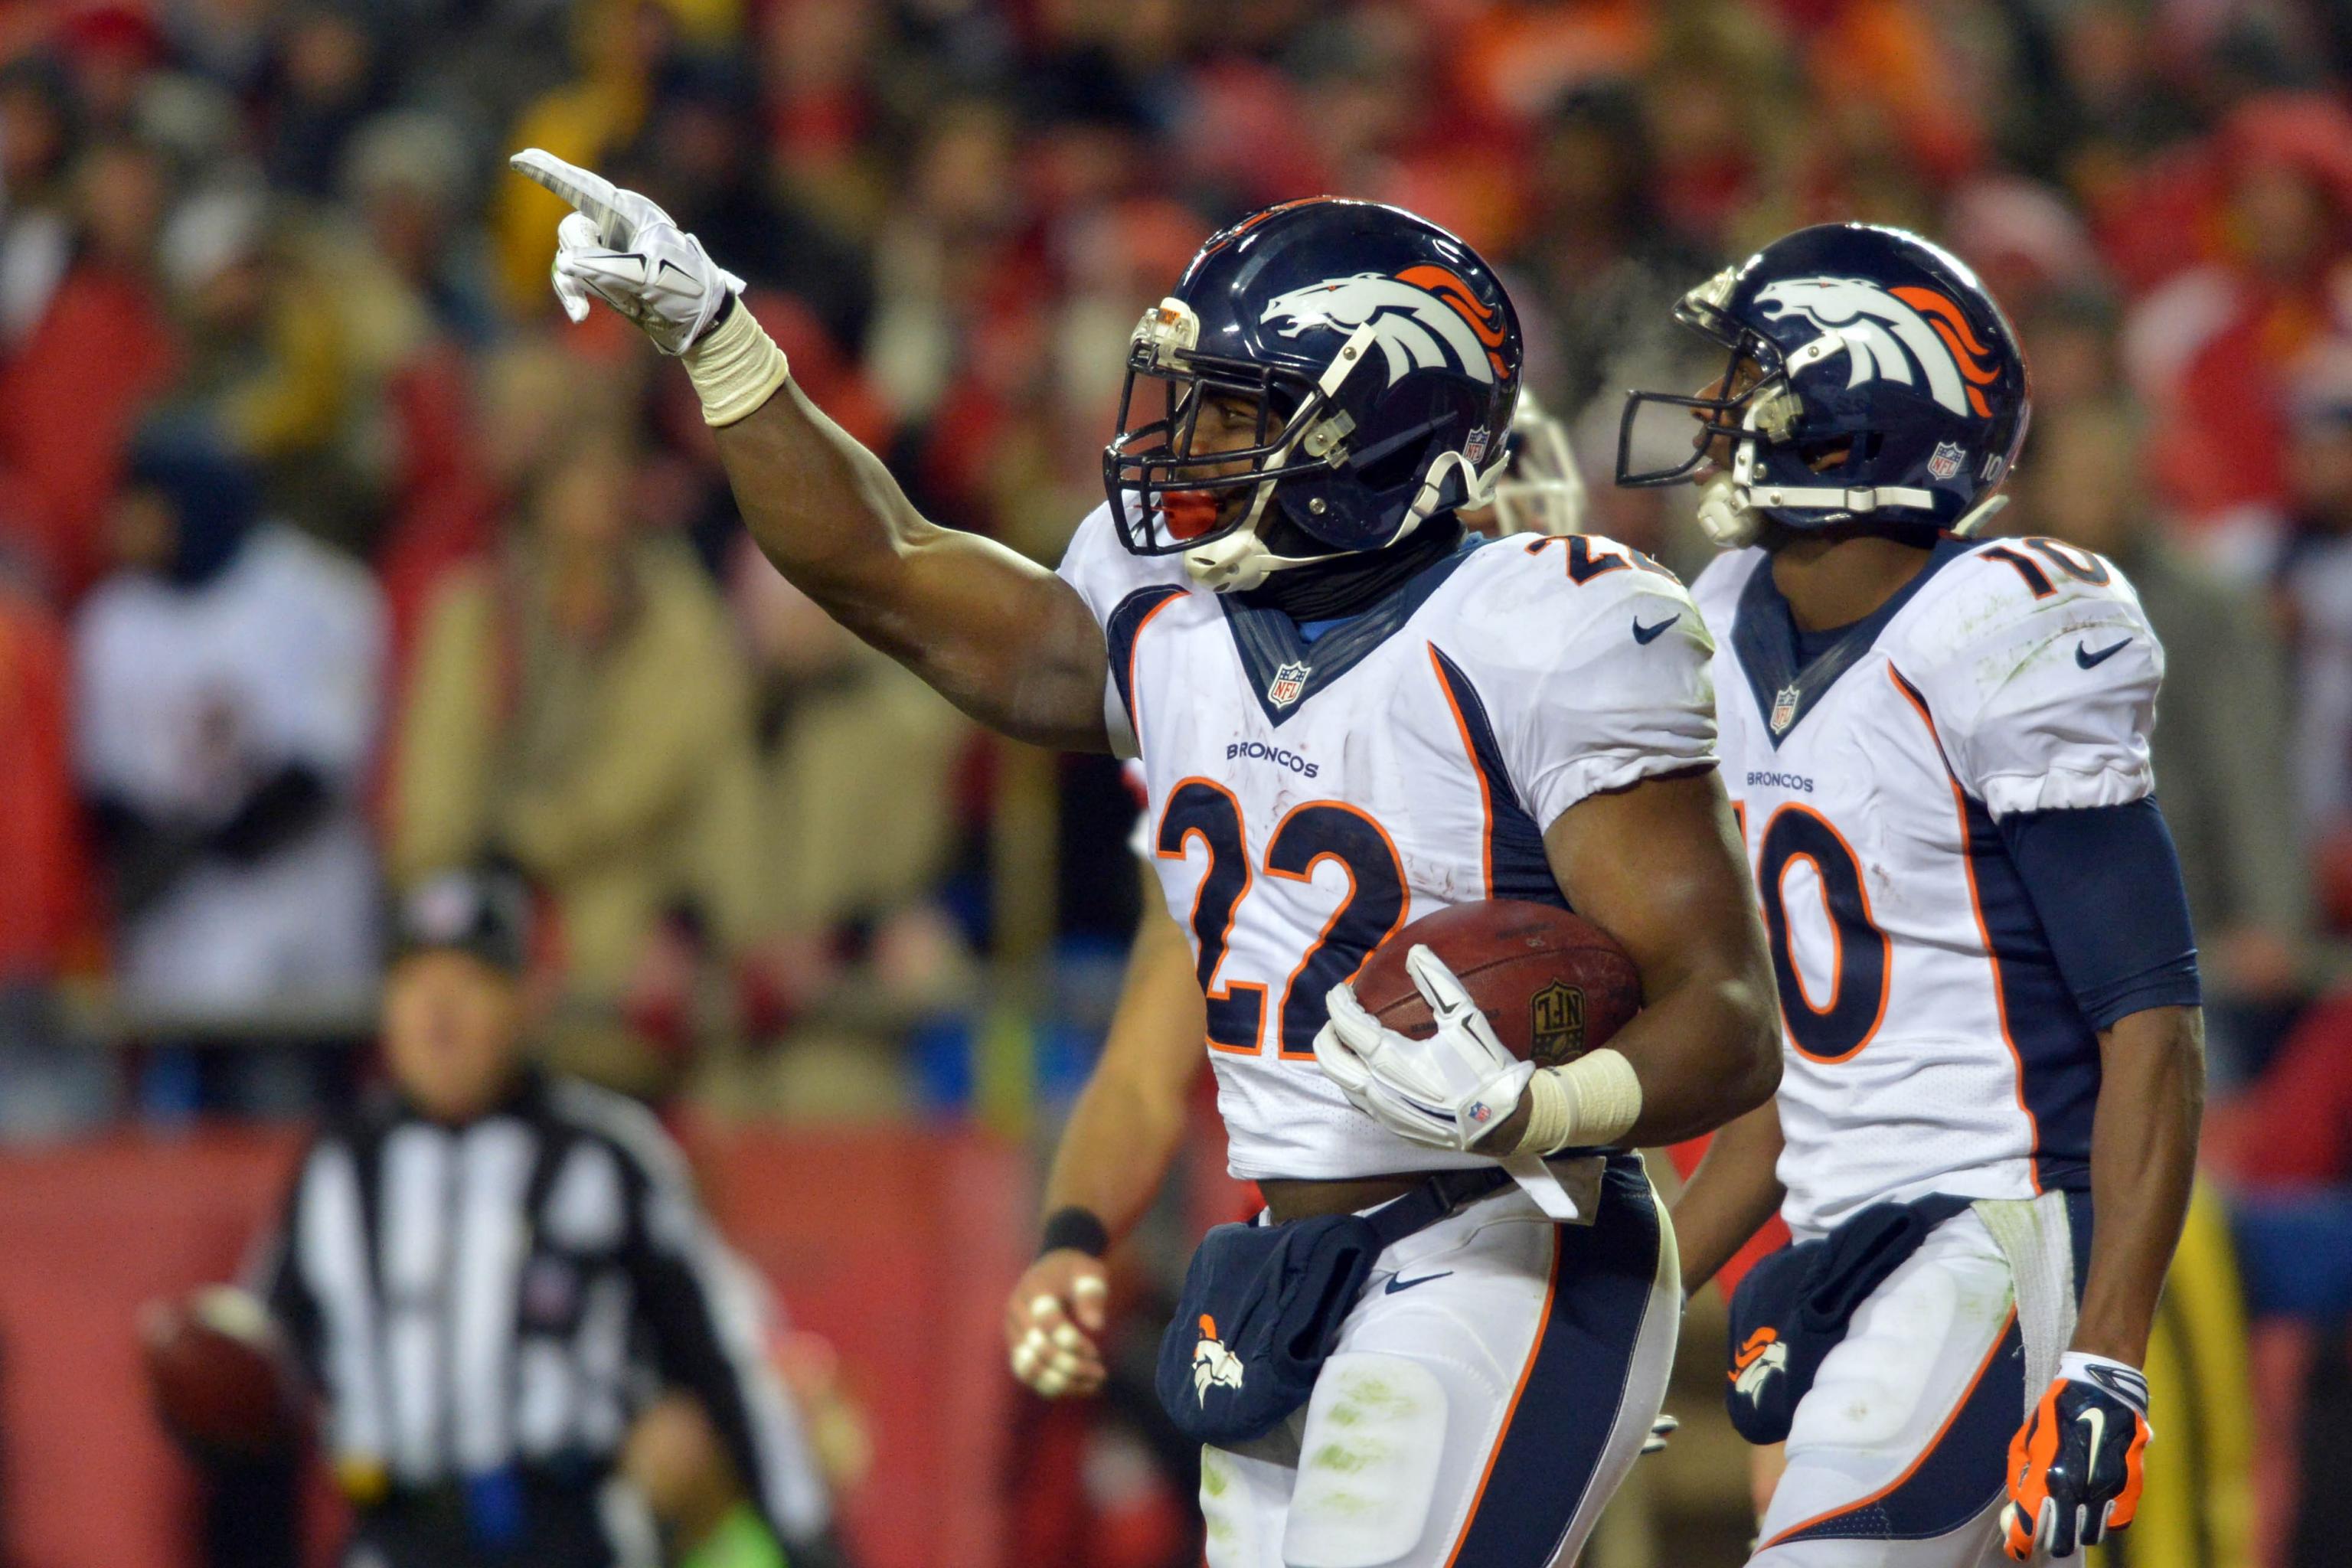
[508,150,1111,752]
[709,381,1111,749]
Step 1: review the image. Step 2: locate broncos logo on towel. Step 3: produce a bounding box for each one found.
[1193,1314,1246,1403]
[1731,1326,1789,1404]
[1753,277,2003,420]
[1259,266,1512,387]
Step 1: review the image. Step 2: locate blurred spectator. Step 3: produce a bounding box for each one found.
[159,184,385,551]
[258,6,385,201]
[74,425,385,1031]
[0,568,106,1140]
[0,132,180,599]
[619,54,872,355]
[724,534,975,1031]
[0,54,80,341]
[2275,347,2352,932]
[2122,95,2352,570]
[390,433,760,1094]
[341,106,498,347]
[492,0,674,312]
[2021,399,2308,1075]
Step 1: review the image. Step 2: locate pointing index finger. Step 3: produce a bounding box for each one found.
[509,149,626,244]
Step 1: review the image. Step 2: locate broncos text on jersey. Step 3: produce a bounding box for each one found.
[1693,534,2164,1240]
[1059,505,1717,1182]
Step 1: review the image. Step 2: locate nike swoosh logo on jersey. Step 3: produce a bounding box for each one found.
[1384,1272,1453,1295]
[1632,613,1681,645]
[2076,637,2131,668]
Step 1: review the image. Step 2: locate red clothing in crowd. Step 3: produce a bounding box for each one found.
[2213,993,2352,1187]
[0,586,91,980]
[0,266,178,600]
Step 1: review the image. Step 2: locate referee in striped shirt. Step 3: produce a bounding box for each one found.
[250,867,836,1567]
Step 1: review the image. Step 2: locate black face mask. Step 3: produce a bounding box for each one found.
[1236,513,1466,622]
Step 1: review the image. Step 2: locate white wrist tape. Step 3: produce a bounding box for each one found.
[1518,1048,1643,1155]
[682,301,790,426]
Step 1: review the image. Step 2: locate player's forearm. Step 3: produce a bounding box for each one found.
[713,378,1109,749]
[1613,961,1782,1145]
[2073,1004,2203,1365]
[1041,906,1205,1243]
[1668,1098,1786,1292]
[1533,769,1782,1149]
[714,378,946,641]
[1042,1075,1191,1246]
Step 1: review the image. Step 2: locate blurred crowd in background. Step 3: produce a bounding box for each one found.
[3,0,2352,1555]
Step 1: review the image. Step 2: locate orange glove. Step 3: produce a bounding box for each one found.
[2001,1353,2151,1560]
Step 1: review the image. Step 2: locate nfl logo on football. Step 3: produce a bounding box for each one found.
[1268,661,1310,708]
[1928,440,1965,482]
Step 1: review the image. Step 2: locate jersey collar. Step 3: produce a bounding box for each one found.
[1733,534,1971,748]
[1220,535,1485,727]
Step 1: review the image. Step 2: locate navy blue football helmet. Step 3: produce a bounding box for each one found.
[1615,224,2030,546]
[1104,198,1521,590]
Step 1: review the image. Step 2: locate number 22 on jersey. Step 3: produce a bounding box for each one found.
[1156,779,1407,1059]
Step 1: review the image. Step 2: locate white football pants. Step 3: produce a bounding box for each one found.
[1751,1207,2038,1568]
[1199,1157,1680,1568]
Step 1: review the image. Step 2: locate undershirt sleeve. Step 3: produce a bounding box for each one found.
[1995,799,2202,1030]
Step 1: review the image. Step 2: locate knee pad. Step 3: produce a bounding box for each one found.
[1792,1253,2018,1454]
[1281,1353,1448,1568]
[1790,1266,1960,1452]
[1199,1445,1265,1568]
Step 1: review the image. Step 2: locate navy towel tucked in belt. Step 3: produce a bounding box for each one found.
[1156,1168,1513,1448]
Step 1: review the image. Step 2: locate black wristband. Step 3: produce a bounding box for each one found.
[1039,1207,1109,1259]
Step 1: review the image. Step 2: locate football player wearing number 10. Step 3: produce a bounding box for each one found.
[510,149,1781,1568]
[1627,225,2205,1567]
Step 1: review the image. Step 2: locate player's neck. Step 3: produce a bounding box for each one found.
[1769,533,1936,632]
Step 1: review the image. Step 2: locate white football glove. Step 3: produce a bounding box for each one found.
[1313,946,1535,1153]
[509,148,743,354]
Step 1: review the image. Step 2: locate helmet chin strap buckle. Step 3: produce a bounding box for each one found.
[1696,472,1762,548]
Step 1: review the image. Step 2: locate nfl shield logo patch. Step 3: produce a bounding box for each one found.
[1928,440,1965,482]
[1770,684,1801,734]
[1267,662,1311,708]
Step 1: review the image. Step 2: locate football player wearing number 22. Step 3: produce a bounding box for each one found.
[1628,226,2203,1567]
[512,148,1780,1568]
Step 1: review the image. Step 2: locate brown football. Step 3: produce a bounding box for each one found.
[1353,900,1642,1067]
[141,1286,305,1457]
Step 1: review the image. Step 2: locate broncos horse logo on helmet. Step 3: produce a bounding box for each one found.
[1105,198,1521,592]
[1751,277,2004,421]
[1615,224,2030,549]
[1258,267,1513,387]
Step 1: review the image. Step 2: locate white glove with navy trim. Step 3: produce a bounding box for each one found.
[1313,945,1534,1152]
[510,148,743,354]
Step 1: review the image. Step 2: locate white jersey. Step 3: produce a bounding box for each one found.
[1694,535,2164,1240]
[1058,505,1716,1181]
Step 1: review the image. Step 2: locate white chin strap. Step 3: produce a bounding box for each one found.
[1182,492,1333,592]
